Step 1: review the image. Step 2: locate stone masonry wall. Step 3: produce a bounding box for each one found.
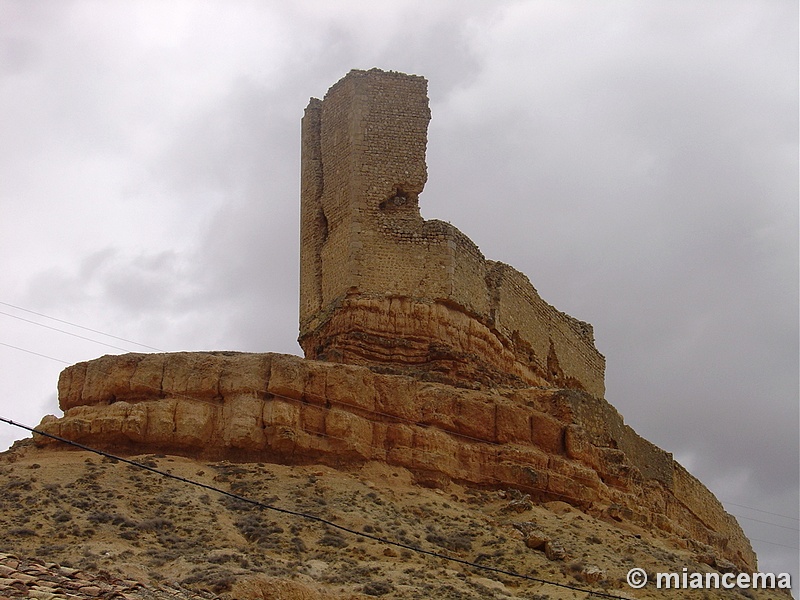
[299,69,605,397]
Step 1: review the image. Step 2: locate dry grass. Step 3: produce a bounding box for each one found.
[0,442,786,600]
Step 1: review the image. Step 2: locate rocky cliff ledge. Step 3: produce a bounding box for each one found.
[35,351,754,572]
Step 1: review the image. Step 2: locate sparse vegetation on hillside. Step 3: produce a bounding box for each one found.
[0,443,789,599]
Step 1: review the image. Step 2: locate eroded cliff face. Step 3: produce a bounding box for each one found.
[36,351,754,572]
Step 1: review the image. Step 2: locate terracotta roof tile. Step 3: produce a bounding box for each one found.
[0,552,212,600]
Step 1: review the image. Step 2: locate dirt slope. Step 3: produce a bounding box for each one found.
[0,441,790,600]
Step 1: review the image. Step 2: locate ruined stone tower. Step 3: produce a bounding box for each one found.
[300,68,606,398]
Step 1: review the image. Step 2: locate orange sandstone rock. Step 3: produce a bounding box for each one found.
[36,351,755,572]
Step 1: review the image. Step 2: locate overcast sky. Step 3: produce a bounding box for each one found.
[1,0,797,581]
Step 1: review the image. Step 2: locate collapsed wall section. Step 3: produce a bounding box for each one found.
[487,262,605,397]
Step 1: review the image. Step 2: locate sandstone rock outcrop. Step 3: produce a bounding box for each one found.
[36,351,755,571]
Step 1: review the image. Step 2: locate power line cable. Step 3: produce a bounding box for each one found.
[174,384,800,534]
[748,538,800,551]
[723,501,799,523]
[0,310,135,353]
[2,302,796,562]
[0,341,70,364]
[0,416,631,600]
[18,375,795,569]
[0,301,163,351]
[731,515,799,532]
[115,390,625,506]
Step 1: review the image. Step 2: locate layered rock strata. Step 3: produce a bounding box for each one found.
[36,351,754,572]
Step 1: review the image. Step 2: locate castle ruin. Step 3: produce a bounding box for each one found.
[32,68,758,573]
[299,68,605,398]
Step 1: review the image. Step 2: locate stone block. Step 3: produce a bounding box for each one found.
[129,354,166,399]
[325,362,376,412]
[57,361,87,410]
[145,399,177,445]
[564,425,597,469]
[174,399,216,448]
[496,402,531,444]
[219,354,271,397]
[90,401,128,437]
[384,423,413,454]
[263,398,299,427]
[267,354,308,401]
[452,391,495,442]
[455,443,493,483]
[58,408,94,442]
[267,425,298,454]
[305,361,327,405]
[546,471,599,506]
[162,353,222,399]
[374,373,419,422]
[325,408,372,458]
[222,395,266,450]
[495,446,550,494]
[299,403,325,434]
[121,403,148,443]
[369,423,389,461]
[530,411,564,454]
[410,427,458,474]
[547,457,602,505]
[415,383,456,430]
[81,354,141,406]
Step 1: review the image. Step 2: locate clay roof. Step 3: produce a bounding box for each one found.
[0,552,211,600]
